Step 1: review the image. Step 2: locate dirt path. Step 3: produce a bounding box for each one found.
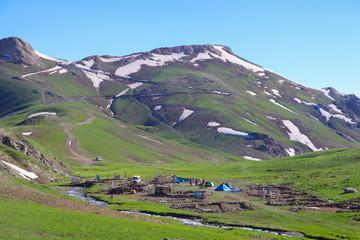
[63,109,95,165]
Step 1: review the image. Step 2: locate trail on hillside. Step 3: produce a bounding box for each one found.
[63,109,95,165]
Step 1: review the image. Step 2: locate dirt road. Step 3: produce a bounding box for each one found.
[63,109,95,165]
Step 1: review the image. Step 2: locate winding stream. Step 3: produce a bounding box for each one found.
[59,186,305,238]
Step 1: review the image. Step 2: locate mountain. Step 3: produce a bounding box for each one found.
[1,37,360,164]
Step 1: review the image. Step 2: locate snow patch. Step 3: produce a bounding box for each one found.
[21,65,62,78]
[282,120,321,151]
[242,117,259,127]
[217,127,253,138]
[269,99,297,114]
[332,114,357,124]
[115,88,130,97]
[309,104,356,124]
[321,89,335,101]
[154,105,162,111]
[178,109,194,122]
[212,91,230,96]
[278,79,285,84]
[265,116,277,121]
[127,82,143,90]
[213,46,264,72]
[106,99,114,109]
[285,148,296,157]
[100,57,122,62]
[115,53,186,77]
[328,104,343,113]
[246,91,257,96]
[243,156,262,161]
[190,52,214,63]
[258,72,265,77]
[82,70,110,89]
[58,68,68,74]
[271,89,281,97]
[35,51,70,65]
[294,98,302,104]
[21,132,33,136]
[27,112,56,119]
[207,121,220,127]
[263,91,273,96]
[2,161,38,180]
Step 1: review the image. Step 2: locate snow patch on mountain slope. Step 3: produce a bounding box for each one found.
[328,104,343,113]
[35,51,70,65]
[242,117,259,127]
[127,82,143,89]
[82,70,110,89]
[101,57,121,62]
[178,109,194,122]
[271,89,281,97]
[282,120,321,151]
[58,68,68,74]
[212,91,230,96]
[294,98,302,103]
[208,121,220,127]
[269,99,297,114]
[190,52,214,63]
[28,112,56,118]
[266,116,277,121]
[116,88,130,97]
[246,91,257,96]
[285,148,296,156]
[213,45,264,72]
[217,127,253,138]
[243,156,262,161]
[2,161,38,180]
[21,66,62,78]
[154,105,162,111]
[321,89,335,101]
[264,91,273,96]
[115,53,186,77]
[302,101,356,124]
[21,132,33,136]
[75,59,95,70]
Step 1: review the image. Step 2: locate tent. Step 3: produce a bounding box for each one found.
[176,177,186,183]
[220,182,231,189]
[215,183,231,191]
[204,181,214,187]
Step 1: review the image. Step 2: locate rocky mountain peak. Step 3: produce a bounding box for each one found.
[0,37,43,66]
[150,44,223,56]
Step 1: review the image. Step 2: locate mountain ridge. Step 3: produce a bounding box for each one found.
[1,36,360,162]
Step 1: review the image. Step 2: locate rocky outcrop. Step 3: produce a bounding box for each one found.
[0,37,43,66]
[0,135,55,168]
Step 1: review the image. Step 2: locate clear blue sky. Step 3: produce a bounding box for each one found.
[1,0,359,96]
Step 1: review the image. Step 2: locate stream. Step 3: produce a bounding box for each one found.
[59,185,305,238]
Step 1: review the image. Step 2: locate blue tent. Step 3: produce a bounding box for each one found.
[215,183,231,191]
[222,182,231,189]
[176,177,186,183]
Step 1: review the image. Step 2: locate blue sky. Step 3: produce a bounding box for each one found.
[1,0,359,96]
